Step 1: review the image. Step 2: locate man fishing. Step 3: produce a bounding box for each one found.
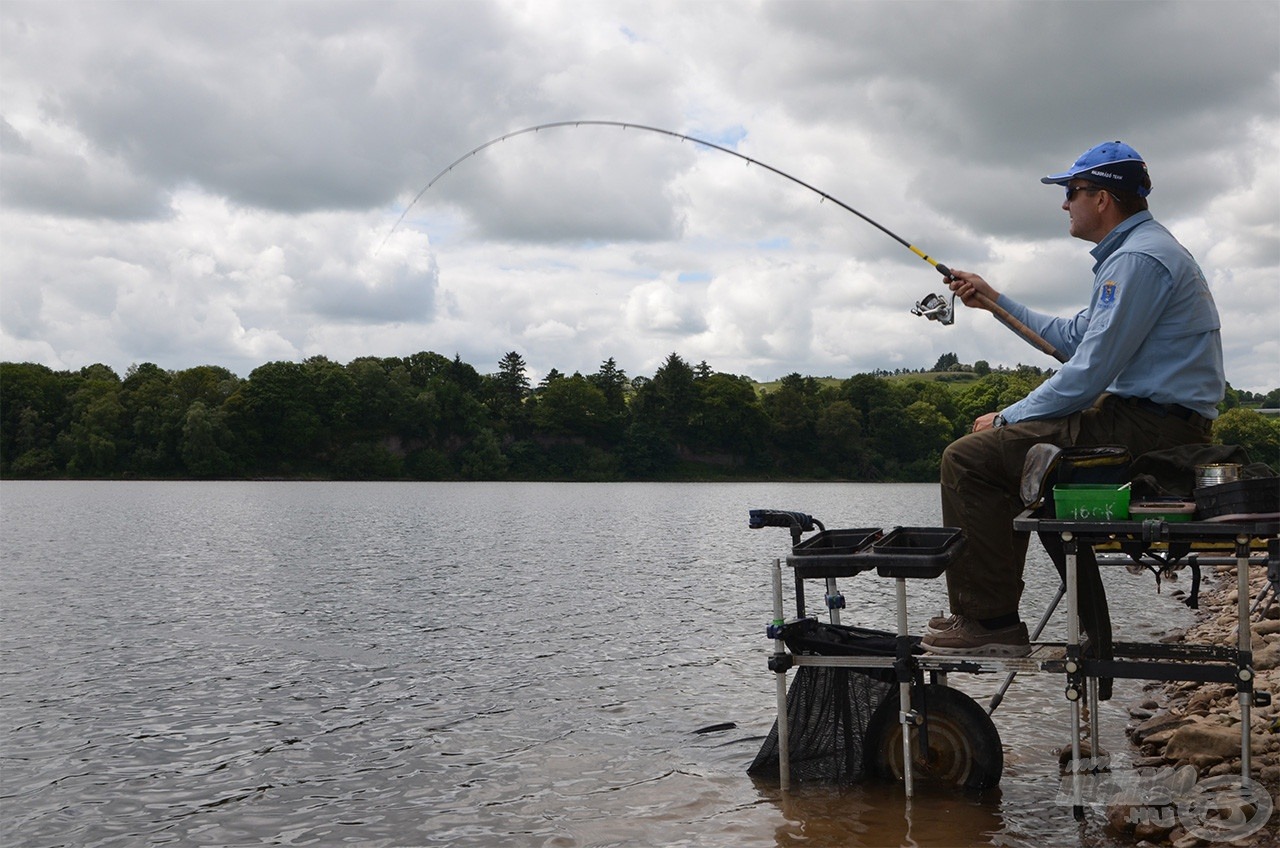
[921,140,1225,657]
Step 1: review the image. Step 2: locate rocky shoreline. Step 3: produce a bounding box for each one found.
[1108,560,1279,846]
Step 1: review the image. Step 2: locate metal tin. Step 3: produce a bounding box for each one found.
[1195,463,1241,488]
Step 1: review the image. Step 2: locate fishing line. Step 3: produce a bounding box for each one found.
[380,120,1065,362]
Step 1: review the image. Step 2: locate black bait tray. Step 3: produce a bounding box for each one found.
[1194,477,1280,521]
[786,528,883,576]
[867,526,966,579]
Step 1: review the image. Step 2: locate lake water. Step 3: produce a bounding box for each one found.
[1,481,1196,847]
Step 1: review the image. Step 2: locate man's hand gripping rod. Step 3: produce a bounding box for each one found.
[912,258,1068,364]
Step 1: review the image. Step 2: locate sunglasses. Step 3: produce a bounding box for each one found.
[1065,184,1106,201]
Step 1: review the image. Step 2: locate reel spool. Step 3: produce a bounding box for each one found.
[911,291,956,325]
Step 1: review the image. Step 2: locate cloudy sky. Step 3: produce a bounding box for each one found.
[2,1,1278,392]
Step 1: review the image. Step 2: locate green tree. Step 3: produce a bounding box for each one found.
[762,373,823,457]
[587,357,631,442]
[401,351,455,387]
[1221,383,1241,411]
[232,361,324,471]
[172,365,240,410]
[121,362,182,474]
[345,356,410,435]
[932,352,960,372]
[58,364,125,476]
[181,400,235,477]
[953,371,1049,424]
[838,373,894,425]
[333,441,404,479]
[588,357,629,413]
[621,418,677,478]
[893,380,959,430]
[383,353,486,453]
[631,353,697,447]
[695,372,767,463]
[1214,408,1280,470]
[487,351,532,436]
[420,373,487,446]
[532,373,609,439]
[896,399,954,479]
[303,355,357,443]
[459,429,509,479]
[0,362,67,475]
[816,399,864,475]
[497,351,530,392]
[833,374,898,476]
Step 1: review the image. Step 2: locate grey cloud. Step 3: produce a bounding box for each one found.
[0,275,43,341]
[435,127,694,243]
[757,0,1278,227]
[0,118,170,219]
[7,1,541,217]
[763,1,1277,148]
[0,117,32,154]
[299,260,438,323]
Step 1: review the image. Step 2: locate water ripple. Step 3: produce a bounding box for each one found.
[2,481,1192,847]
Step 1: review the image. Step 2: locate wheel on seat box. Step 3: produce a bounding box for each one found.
[864,683,1003,790]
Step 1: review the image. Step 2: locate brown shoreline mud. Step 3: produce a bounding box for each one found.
[1109,561,1280,846]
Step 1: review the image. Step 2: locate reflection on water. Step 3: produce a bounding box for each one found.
[0,481,1193,846]
[758,779,1007,847]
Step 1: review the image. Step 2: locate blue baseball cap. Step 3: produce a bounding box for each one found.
[1041,141,1151,197]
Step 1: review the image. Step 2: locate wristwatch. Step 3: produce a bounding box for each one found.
[992,413,1007,428]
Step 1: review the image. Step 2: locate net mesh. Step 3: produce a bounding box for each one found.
[747,666,894,784]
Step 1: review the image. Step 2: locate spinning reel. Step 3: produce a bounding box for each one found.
[911,291,956,325]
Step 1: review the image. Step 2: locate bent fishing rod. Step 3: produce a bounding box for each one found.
[382,120,1066,363]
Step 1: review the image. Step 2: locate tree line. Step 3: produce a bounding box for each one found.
[2,352,1276,482]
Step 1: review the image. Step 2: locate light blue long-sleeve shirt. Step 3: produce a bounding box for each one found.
[998,211,1224,423]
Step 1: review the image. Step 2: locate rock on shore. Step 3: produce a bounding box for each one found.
[1114,561,1280,846]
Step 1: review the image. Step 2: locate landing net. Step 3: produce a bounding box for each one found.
[747,665,893,783]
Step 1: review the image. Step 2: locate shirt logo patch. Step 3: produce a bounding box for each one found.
[1099,280,1118,307]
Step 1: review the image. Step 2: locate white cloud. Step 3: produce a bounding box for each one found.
[624,277,705,335]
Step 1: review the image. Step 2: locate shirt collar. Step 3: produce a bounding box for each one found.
[1090,210,1154,266]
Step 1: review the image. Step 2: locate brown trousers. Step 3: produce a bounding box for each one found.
[939,395,1212,620]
